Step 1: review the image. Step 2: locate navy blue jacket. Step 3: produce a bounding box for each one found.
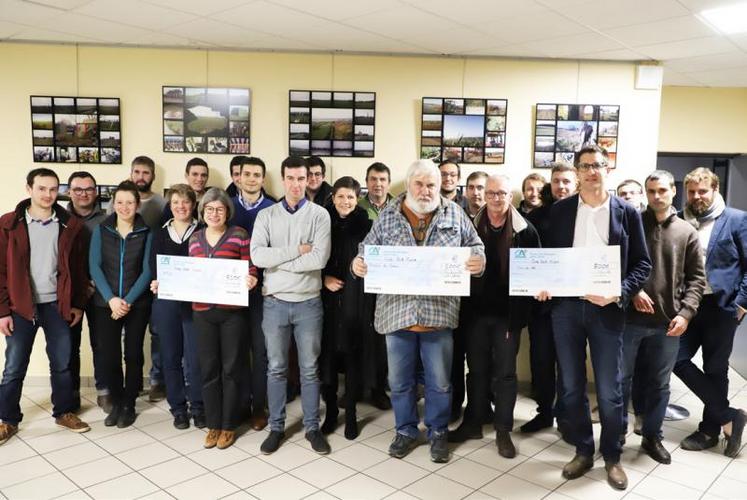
[545,194,652,326]
[228,193,276,237]
[697,207,747,315]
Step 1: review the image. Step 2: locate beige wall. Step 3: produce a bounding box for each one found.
[659,86,747,154]
[0,43,662,380]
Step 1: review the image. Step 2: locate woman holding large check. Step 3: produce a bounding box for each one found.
[187,188,257,450]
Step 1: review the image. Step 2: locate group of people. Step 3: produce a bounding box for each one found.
[0,146,745,492]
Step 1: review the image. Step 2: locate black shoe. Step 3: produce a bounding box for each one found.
[117,406,136,428]
[681,430,718,451]
[306,430,331,454]
[520,414,553,433]
[193,414,206,429]
[321,409,338,435]
[388,433,418,459]
[370,391,391,410]
[496,431,516,458]
[260,431,285,454]
[641,436,671,464]
[148,384,166,403]
[104,405,121,427]
[430,432,450,463]
[173,413,190,430]
[344,414,359,440]
[97,395,113,415]
[725,410,747,458]
[447,422,482,443]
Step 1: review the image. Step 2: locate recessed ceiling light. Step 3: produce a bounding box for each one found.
[699,3,747,34]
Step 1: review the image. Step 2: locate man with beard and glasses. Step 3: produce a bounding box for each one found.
[129,156,166,232]
[674,167,747,458]
[352,160,485,464]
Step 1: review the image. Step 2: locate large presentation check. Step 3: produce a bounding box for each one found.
[509,246,621,297]
[364,245,471,296]
[156,254,249,306]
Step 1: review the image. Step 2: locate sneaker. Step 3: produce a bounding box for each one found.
[306,430,331,454]
[388,433,418,459]
[55,413,90,433]
[430,432,450,463]
[0,422,18,445]
[117,406,136,429]
[96,394,113,414]
[148,384,166,402]
[681,430,719,451]
[193,414,207,429]
[205,429,221,449]
[173,413,190,430]
[725,410,747,458]
[260,431,285,454]
[217,430,236,449]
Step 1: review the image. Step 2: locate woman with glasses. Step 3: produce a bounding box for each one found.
[189,188,257,450]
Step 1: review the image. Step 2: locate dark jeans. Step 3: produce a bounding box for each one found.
[527,306,563,419]
[323,350,359,415]
[552,299,625,462]
[151,298,203,418]
[94,304,151,408]
[194,308,247,431]
[631,353,647,416]
[622,323,679,439]
[464,315,519,431]
[248,293,268,413]
[0,303,74,424]
[673,295,740,436]
[149,321,163,387]
[69,302,107,395]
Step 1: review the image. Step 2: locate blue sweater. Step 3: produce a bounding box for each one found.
[229,194,276,236]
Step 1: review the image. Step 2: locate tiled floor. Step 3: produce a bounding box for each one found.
[4,365,747,500]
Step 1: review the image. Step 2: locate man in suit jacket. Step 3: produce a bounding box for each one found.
[674,167,747,458]
[537,145,651,491]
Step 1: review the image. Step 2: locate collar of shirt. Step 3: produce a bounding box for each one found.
[281,197,307,214]
[164,218,198,244]
[237,193,264,211]
[25,209,58,226]
[577,192,611,213]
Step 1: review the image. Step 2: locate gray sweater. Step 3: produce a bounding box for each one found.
[250,201,331,302]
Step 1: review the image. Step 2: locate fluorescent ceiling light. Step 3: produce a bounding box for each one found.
[699,3,747,34]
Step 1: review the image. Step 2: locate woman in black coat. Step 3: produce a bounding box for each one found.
[320,176,373,440]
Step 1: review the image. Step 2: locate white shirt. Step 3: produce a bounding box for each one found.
[572,194,611,247]
[696,218,715,295]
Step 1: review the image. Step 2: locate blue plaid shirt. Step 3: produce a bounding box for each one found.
[357,194,485,334]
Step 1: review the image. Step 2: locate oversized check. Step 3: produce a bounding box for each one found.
[156,254,249,306]
[364,245,471,296]
[509,246,621,297]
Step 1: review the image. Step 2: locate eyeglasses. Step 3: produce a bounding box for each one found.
[441,172,459,179]
[204,206,226,215]
[577,162,608,172]
[485,190,509,199]
[71,187,96,195]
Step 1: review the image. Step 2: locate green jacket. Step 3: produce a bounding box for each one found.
[358,193,393,221]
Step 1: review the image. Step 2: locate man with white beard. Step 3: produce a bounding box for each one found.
[352,160,485,464]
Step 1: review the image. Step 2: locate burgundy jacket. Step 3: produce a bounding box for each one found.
[0,199,88,322]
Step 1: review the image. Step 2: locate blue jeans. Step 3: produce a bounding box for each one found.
[622,323,679,439]
[151,298,203,417]
[0,303,74,424]
[263,296,323,432]
[386,329,453,440]
[552,300,625,462]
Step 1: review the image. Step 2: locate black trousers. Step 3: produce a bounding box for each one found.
[94,304,151,408]
[464,315,519,431]
[69,302,107,396]
[323,350,360,416]
[193,308,248,431]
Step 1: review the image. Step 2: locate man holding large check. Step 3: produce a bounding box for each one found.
[352,160,485,464]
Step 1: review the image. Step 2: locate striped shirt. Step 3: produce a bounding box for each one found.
[188,225,257,311]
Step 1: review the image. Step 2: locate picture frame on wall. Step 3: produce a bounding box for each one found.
[532,103,620,169]
[162,86,250,154]
[288,90,376,158]
[30,96,122,164]
[419,97,508,164]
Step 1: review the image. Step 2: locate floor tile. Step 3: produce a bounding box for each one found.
[65,455,135,489]
[44,441,110,470]
[0,438,38,466]
[554,475,626,500]
[650,458,721,491]
[0,456,57,489]
[436,457,499,489]
[401,444,453,472]
[25,429,90,454]
[403,473,473,500]
[247,474,317,500]
[706,475,747,499]
[365,458,429,489]
[290,457,356,489]
[326,473,395,500]
[480,473,551,500]
[138,419,185,441]
[84,472,159,499]
[533,443,578,469]
[256,442,321,472]
[115,442,180,471]
[465,446,529,472]
[215,457,282,489]
[140,456,208,489]
[165,472,239,500]
[160,429,207,455]
[631,475,703,500]
[508,457,568,490]
[303,492,338,500]
[2,472,78,500]
[54,489,91,499]
[329,442,390,471]
[187,446,250,470]
[95,429,158,455]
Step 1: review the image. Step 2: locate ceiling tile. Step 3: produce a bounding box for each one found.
[676,0,741,12]
[341,4,459,39]
[664,50,747,72]
[469,10,590,44]
[142,0,255,16]
[10,26,102,43]
[407,0,546,24]
[520,31,626,58]
[163,18,275,48]
[662,68,707,85]
[268,0,400,21]
[550,0,690,30]
[571,47,650,61]
[74,0,197,31]
[636,35,736,59]
[407,27,506,55]
[32,12,152,43]
[0,20,25,38]
[30,0,93,9]
[0,0,64,24]
[727,33,747,51]
[281,24,433,54]
[123,31,206,48]
[683,65,747,85]
[457,43,547,58]
[603,15,717,47]
[210,1,332,32]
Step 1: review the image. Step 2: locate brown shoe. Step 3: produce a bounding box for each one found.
[250,412,268,431]
[562,454,593,480]
[217,430,236,449]
[605,461,628,490]
[55,413,90,433]
[204,429,220,449]
[0,422,19,445]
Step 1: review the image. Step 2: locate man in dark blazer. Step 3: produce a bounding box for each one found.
[674,167,747,458]
[537,145,651,491]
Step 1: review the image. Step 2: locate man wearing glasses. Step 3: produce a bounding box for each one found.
[305,156,332,206]
[537,145,651,490]
[438,160,469,212]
